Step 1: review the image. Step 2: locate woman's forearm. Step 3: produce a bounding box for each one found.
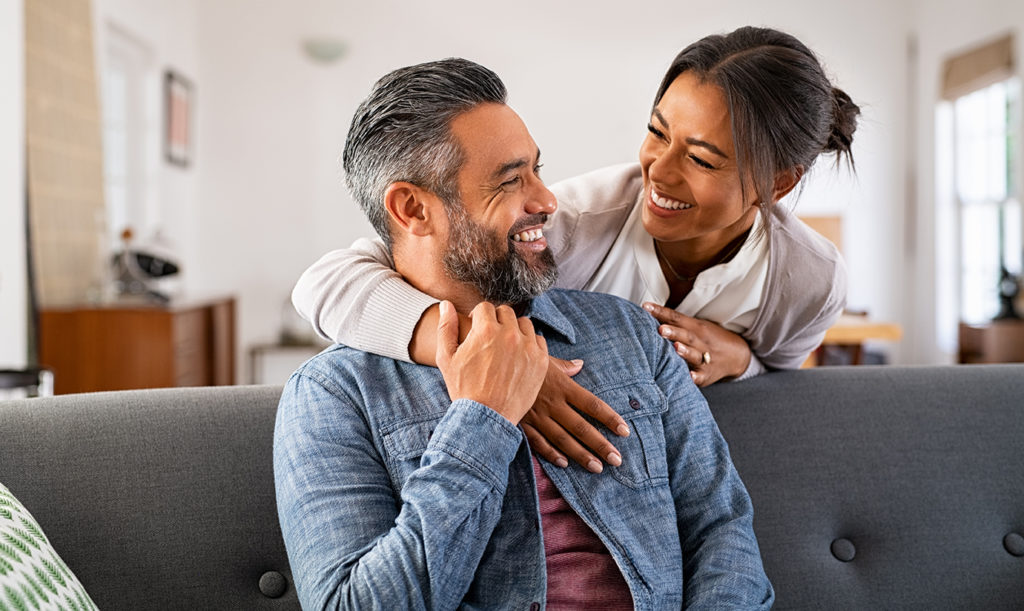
[291,237,438,362]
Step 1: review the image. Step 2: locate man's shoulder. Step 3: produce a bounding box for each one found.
[544,288,659,336]
[288,344,415,396]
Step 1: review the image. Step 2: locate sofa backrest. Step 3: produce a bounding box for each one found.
[703,364,1024,610]
[2,365,1023,609]
[0,385,296,611]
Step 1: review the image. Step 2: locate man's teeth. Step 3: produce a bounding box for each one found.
[652,187,693,210]
[512,227,544,241]
[512,228,544,243]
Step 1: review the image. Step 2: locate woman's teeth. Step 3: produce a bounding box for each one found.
[512,228,544,243]
[651,187,693,210]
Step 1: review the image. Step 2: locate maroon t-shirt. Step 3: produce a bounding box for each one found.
[532,457,633,609]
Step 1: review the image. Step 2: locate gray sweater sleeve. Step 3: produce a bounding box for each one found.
[291,237,438,362]
[743,207,848,370]
[286,166,637,362]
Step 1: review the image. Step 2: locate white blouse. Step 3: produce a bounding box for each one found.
[584,198,769,335]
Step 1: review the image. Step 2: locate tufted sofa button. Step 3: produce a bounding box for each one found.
[1004,533,1024,557]
[259,571,288,598]
[830,538,856,562]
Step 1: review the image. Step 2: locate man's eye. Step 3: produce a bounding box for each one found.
[500,176,522,190]
[533,163,543,176]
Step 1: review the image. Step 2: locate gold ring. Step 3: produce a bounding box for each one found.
[701,351,712,365]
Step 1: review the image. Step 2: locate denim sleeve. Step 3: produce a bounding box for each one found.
[274,371,524,610]
[654,339,775,608]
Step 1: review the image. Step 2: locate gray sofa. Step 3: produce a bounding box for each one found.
[1,364,1022,609]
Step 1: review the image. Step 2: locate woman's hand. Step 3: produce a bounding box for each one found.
[520,356,631,473]
[642,302,752,386]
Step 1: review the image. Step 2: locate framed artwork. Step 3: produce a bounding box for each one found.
[164,70,193,167]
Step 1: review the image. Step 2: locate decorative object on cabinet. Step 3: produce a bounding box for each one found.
[995,266,1021,320]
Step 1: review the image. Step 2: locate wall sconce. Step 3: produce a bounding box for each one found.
[302,37,347,65]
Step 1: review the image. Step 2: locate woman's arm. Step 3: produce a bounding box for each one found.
[290,164,644,467]
[291,237,438,362]
[291,236,630,471]
[292,165,640,357]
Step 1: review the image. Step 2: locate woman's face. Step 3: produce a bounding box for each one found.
[639,71,758,246]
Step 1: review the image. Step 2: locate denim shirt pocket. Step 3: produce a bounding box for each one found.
[380,414,444,486]
[596,381,669,489]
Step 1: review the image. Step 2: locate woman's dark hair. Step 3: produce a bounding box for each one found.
[654,26,860,210]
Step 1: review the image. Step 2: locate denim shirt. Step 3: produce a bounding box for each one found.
[274,289,774,610]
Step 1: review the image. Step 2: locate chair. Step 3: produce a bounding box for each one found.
[0,368,54,399]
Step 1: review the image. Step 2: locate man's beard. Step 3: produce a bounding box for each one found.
[442,205,558,307]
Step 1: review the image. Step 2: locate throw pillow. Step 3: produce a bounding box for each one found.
[0,482,97,611]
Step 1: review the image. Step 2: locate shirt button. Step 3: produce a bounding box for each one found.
[530,603,540,611]
[628,398,641,410]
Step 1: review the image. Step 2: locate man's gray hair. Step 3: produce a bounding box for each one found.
[342,58,508,249]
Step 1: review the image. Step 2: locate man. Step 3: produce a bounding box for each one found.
[274,58,773,610]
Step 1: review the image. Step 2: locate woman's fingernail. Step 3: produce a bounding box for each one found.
[606,452,622,467]
[643,302,655,312]
[690,371,698,381]
[616,423,630,437]
[586,459,603,474]
[675,342,686,356]
[554,457,569,468]
[660,326,671,338]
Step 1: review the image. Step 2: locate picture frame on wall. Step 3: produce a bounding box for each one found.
[164,70,193,167]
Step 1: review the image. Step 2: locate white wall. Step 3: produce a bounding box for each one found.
[6,1,920,377]
[187,0,913,375]
[0,0,27,369]
[909,0,1024,364]
[92,0,201,273]
[6,0,1013,376]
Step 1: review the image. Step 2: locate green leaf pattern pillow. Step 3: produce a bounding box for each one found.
[0,482,97,611]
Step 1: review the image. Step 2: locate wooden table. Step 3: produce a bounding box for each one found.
[804,314,904,367]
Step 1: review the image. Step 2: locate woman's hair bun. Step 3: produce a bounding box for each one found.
[826,87,860,162]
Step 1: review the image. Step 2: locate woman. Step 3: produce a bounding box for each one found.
[293,26,859,468]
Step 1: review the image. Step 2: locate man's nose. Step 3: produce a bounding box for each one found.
[525,177,557,215]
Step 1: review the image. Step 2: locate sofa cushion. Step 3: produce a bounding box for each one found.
[0,481,97,610]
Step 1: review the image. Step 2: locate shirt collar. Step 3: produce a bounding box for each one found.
[521,292,578,345]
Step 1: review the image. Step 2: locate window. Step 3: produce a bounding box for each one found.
[101,25,157,250]
[953,78,1022,323]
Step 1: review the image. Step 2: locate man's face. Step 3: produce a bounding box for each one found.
[440,103,559,306]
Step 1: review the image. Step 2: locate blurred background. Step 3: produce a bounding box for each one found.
[2,0,1023,392]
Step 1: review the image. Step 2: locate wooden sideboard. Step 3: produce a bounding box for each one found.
[40,296,235,394]
[959,319,1024,363]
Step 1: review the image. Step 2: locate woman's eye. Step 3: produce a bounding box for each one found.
[690,155,715,170]
[646,123,666,140]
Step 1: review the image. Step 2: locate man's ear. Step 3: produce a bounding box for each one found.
[384,182,442,237]
[772,166,804,202]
